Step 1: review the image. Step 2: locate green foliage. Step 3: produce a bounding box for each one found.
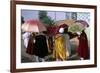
[41,16,55,26]
[39,11,55,26]
[39,11,47,20]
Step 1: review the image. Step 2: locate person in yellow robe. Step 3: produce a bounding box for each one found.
[53,27,69,61]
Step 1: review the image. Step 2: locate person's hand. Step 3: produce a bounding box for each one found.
[76,32,81,35]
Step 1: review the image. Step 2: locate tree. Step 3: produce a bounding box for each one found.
[39,11,55,26]
[41,16,55,26]
[39,11,47,20]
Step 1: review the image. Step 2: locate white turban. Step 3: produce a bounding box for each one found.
[59,27,64,33]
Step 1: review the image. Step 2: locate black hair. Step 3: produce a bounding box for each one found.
[64,27,68,33]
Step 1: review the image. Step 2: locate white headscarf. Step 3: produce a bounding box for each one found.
[59,27,64,33]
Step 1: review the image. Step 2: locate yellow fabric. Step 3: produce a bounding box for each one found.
[53,35,69,61]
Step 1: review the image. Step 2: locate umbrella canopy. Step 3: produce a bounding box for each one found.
[55,19,75,26]
[22,20,47,32]
[68,23,84,33]
[75,20,89,27]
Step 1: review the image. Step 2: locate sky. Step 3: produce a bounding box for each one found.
[21,10,69,21]
[21,10,90,24]
[21,10,39,21]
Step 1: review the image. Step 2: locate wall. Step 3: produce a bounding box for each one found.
[0,0,100,73]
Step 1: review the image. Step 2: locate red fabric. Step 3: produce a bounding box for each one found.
[59,24,68,28]
[26,35,37,55]
[46,24,68,36]
[77,31,89,59]
[46,26,58,36]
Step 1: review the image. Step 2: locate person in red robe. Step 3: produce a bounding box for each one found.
[26,33,37,55]
[77,30,90,60]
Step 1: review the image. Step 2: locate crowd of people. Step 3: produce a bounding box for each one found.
[22,24,90,62]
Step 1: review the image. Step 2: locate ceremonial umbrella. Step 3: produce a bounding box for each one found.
[75,20,89,27]
[22,19,47,32]
[68,20,89,33]
[68,23,84,33]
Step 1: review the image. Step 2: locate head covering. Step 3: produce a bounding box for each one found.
[57,24,68,34]
[59,27,64,33]
[59,24,68,28]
